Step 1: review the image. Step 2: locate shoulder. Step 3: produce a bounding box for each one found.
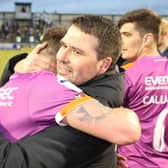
[81,72,124,107]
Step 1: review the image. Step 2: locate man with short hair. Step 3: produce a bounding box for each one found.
[117,8,168,168]
[0,15,141,168]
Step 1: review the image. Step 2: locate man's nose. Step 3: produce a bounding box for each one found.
[58,47,71,61]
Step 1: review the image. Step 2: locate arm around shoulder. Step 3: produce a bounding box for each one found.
[62,97,141,145]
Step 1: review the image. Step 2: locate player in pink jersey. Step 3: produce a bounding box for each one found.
[0,70,86,142]
[117,8,168,168]
[0,25,75,142]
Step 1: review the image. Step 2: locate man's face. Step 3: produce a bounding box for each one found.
[120,23,144,61]
[56,25,105,85]
[158,32,168,49]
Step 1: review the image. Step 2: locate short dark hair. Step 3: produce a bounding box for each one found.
[71,15,121,66]
[118,8,161,42]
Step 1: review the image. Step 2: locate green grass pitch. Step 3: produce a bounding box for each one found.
[0,47,32,77]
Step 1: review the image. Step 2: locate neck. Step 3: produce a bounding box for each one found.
[138,44,160,60]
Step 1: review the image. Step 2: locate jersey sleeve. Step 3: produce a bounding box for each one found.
[55,95,94,125]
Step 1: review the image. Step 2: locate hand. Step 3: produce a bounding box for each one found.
[14,42,57,73]
[116,153,128,168]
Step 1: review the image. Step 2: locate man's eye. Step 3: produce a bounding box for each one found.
[72,49,81,55]
[125,33,132,37]
[122,32,131,37]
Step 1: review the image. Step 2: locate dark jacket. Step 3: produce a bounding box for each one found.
[160,48,168,57]
[0,54,124,168]
[0,53,27,86]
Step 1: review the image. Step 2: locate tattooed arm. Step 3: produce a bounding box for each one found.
[60,97,141,145]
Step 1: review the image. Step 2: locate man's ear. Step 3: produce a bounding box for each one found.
[98,57,112,74]
[143,33,153,45]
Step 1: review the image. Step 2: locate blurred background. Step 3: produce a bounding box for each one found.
[0,0,168,75]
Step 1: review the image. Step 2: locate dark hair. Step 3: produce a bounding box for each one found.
[71,15,121,66]
[118,8,161,42]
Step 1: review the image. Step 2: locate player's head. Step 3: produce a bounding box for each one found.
[118,8,161,61]
[40,25,67,58]
[56,15,121,85]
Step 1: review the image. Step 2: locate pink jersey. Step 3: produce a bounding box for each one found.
[119,56,168,168]
[0,71,82,142]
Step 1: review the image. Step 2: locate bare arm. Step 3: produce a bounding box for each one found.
[62,98,141,145]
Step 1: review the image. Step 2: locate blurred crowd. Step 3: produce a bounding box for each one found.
[0,19,52,43]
